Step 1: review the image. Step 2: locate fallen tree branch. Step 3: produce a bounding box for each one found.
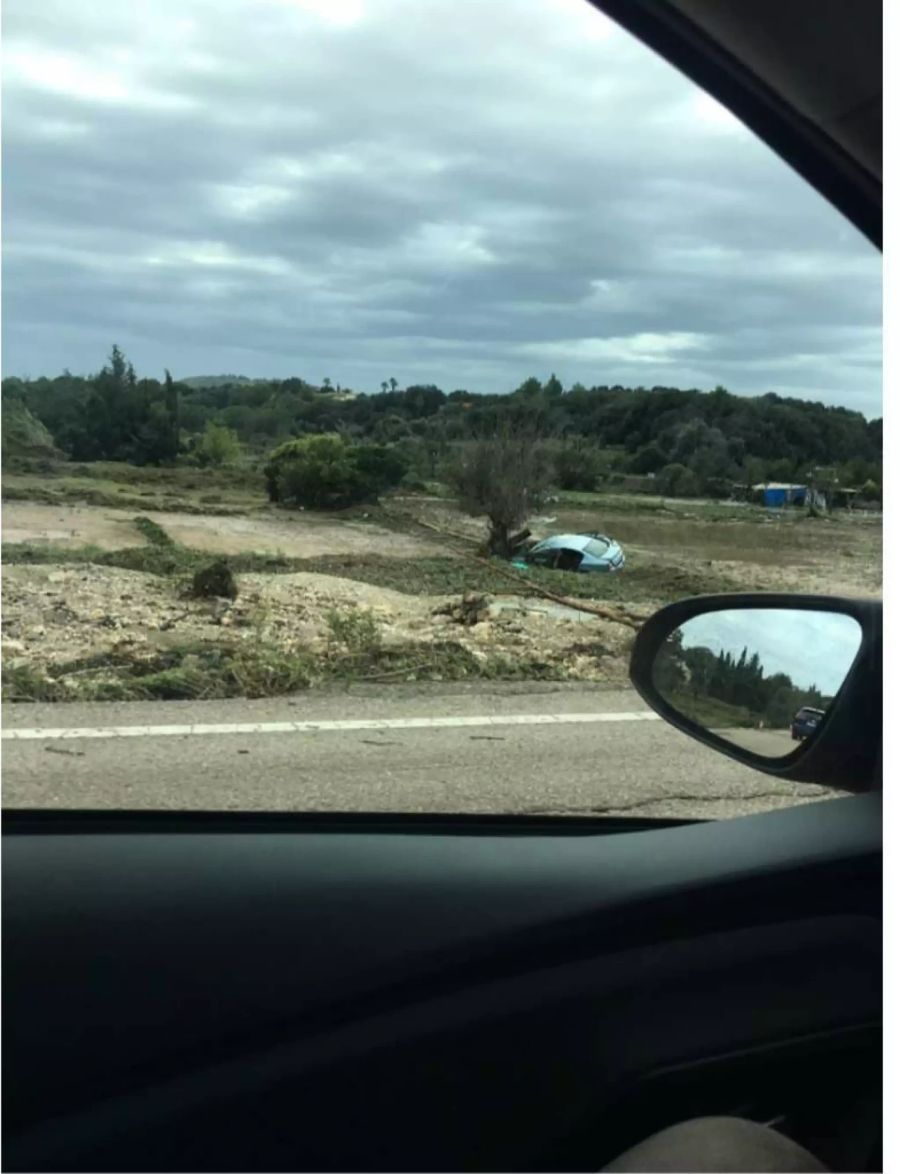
[384,505,644,630]
[469,555,644,630]
[356,662,434,681]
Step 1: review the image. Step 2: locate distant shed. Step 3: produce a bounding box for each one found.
[752,482,807,508]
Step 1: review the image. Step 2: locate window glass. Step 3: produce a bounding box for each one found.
[1,0,881,821]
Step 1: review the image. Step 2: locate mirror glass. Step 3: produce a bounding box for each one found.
[652,608,862,758]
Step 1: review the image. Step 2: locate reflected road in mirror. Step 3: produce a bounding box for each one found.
[652,608,862,759]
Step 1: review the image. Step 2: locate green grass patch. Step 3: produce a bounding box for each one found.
[4,456,263,492]
[1,457,264,515]
[664,688,758,730]
[3,541,736,604]
[281,554,737,604]
[551,489,779,525]
[1,480,250,515]
[132,516,174,546]
[2,541,300,579]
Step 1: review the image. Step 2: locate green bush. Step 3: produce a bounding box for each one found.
[553,441,604,491]
[657,463,700,498]
[629,442,667,475]
[325,608,382,657]
[194,422,241,467]
[265,434,408,509]
[191,559,238,600]
[133,516,174,547]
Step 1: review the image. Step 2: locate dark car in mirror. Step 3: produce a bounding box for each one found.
[791,706,826,742]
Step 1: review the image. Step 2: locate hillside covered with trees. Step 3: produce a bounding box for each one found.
[2,348,882,500]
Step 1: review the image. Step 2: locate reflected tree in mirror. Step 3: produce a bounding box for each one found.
[652,609,862,759]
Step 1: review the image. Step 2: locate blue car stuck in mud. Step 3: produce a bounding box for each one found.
[522,532,625,574]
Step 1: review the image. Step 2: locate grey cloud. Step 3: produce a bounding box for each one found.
[1,0,881,415]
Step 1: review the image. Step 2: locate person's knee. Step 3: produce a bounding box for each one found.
[601,1116,828,1173]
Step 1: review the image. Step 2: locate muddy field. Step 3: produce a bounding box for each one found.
[400,497,883,599]
[2,501,447,558]
[1,488,882,699]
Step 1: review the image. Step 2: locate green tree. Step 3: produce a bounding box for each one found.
[657,463,699,497]
[553,439,604,491]
[629,442,667,474]
[445,420,552,557]
[860,479,881,503]
[195,421,241,467]
[514,376,543,398]
[161,370,180,461]
[768,457,797,482]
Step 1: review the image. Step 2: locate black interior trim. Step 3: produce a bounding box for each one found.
[587,0,882,248]
[3,794,880,1171]
[0,806,701,836]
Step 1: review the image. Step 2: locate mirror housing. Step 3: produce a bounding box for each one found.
[629,594,881,792]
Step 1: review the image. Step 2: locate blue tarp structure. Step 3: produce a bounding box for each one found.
[761,484,807,507]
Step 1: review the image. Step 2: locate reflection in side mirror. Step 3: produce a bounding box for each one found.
[651,608,863,760]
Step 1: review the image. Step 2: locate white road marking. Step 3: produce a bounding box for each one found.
[2,711,660,742]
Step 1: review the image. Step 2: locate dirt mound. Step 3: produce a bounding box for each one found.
[1,564,639,687]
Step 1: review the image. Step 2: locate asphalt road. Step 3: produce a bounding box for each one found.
[2,682,833,821]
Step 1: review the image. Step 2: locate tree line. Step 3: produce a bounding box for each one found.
[2,348,882,500]
[654,631,833,730]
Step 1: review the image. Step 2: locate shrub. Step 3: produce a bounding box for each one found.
[265,434,407,509]
[325,608,382,657]
[194,422,241,467]
[133,516,174,547]
[629,442,667,475]
[553,441,604,491]
[657,463,700,498]
[191,559,238,599]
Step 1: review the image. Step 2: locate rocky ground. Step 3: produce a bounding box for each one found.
[1,562,642,696]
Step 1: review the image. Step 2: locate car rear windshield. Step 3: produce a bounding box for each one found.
[585,538,611,557]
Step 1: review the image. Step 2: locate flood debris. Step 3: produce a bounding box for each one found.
[191,559,238,600]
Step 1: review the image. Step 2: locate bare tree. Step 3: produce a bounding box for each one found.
[446,419,552,557]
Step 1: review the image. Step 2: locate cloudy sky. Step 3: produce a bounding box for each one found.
[680,609,862,695]
[1,0,882,414]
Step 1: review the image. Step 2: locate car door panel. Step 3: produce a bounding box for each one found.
[2,794,880,1171]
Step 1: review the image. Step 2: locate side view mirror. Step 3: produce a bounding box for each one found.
[629,594,882,792]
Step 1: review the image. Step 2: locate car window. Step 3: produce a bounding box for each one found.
[1,0,881,822]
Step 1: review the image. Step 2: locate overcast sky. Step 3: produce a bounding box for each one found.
[680,609,862,695]
[1,0,882,415]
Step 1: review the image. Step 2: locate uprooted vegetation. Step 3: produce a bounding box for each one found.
[2,581,593,703]
[191,559,239,600]
[2,638,556,703]
[1,524,644,701]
